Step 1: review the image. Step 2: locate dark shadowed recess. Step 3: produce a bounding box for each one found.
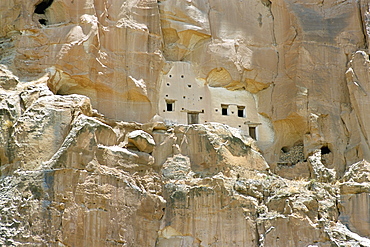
[34,0,54,15]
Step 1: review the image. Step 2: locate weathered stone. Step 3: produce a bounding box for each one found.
[275,161,311,180]
[159,177,259,246]
[127,130,156,153]
[161,154,191,180]
[0,65,18,90]
[260,216,332,247]
[96,145,155,172]
[308,150,336,182]
[46,115,117,170]
[1,0,370,246]
[10,93,92,170]
[342,160,370,183]
[339,192,370,239]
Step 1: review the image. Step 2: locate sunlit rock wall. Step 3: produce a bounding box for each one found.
[1,0,369,172]
[1,0,164,122]
[2,1,370,246]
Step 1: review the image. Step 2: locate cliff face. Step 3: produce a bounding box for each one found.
[1,0,370,246]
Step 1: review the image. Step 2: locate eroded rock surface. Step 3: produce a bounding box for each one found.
[1,0,370,246]
[0,74,368,246]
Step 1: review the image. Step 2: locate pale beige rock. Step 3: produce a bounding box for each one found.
[158,177,259,246]
[11,94,92,170]
[346,52,370,164]
[97,145,155,172]
[327,222,370,247]
[161,154,191,180]
[342,160,370,183]
[0,0,368,173]
[275,161,311,180]
[166,123,268,176]
[339,192,370,238]
[308,150,336,182]
[339,160,370,239]
[260,216,331,247]
[1,0,370,246]
[0,65,18,90]
[127,130,156,153]
[1,0,164,122]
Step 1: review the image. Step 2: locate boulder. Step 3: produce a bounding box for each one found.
[128,130,156,153]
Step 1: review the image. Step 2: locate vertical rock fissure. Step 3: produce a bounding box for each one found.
[358,0,368,50]
[265,0,279,81]
[261,0,276,46]
[340,115,350,166]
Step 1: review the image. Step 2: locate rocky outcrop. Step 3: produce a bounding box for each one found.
[0,73,368,246]
[1,0,370,246]
[1,0,164,122]
[127,130,156,153]
[339,160,370,239]
[0,0,368,173]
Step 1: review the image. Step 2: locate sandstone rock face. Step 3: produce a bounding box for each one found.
[0,0,368,170]
[127,130,156,153]
[1,0,164,122]
[339,160,370,239]
[0,75,362,246]
[1,0,370,246]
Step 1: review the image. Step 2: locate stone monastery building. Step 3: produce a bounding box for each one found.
[159,62,264,140]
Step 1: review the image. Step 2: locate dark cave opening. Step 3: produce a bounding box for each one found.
[39,19,47,25]
[321,146,331,155]
[34,0,54,15]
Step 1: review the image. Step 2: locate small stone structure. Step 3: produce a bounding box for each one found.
[158,62,263,139]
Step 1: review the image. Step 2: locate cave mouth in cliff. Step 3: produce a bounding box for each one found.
[34,0,54,15]
[321,146,331,155]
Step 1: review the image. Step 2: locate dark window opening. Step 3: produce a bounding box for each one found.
[200,96,203,100]
[238,106,245,117]
[35,0,54,14]
[166,83,170,86]
[166,100,175,111]
[187,113,199,124]
[249,126,257,140]
[281,146,289,153]
[321,146,331,155]
[169,74,172,78]
[221,105,228,115]
[181,75,184,78]
[39,19,47,25]
[183,96,186,99]
[166,103,172,111]
[188,84,192,88]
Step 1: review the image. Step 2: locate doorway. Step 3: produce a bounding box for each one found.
[187,113,199,124]
[249,126,257,140]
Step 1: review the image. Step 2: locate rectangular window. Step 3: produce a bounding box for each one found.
[249,126,257,140]
[166,100,175,111]
[238,106,245,118]
[221,104,228,115]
